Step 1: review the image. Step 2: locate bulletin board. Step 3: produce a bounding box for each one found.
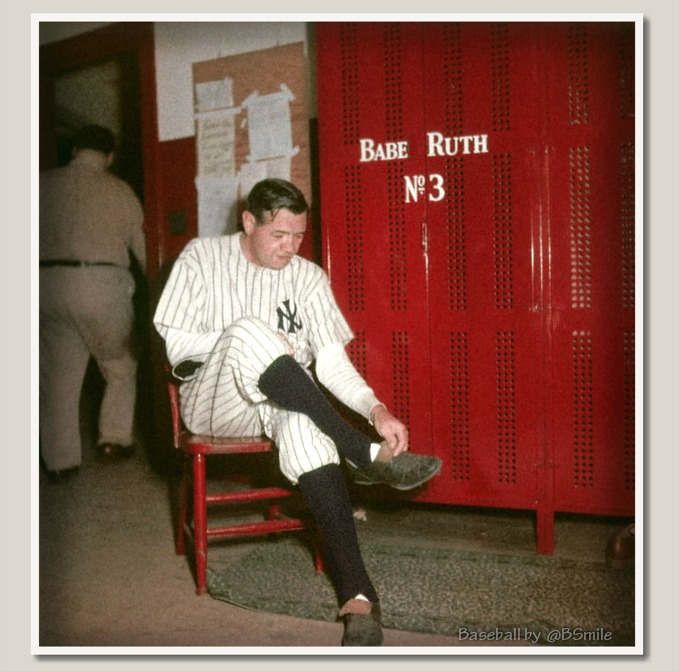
[192,42,309,237]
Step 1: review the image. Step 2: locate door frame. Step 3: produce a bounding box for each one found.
[39,22,161,275]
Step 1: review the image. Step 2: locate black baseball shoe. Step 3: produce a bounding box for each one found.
[347,452,442,491]
[340,599,383,646]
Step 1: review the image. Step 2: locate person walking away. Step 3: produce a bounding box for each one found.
[39,124,146,480]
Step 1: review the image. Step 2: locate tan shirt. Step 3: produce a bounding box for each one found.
[40,149,146,272]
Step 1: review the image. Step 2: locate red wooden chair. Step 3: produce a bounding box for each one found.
[167,371,323,594]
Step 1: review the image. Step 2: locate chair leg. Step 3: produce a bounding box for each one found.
[267,503,281,520]
[314,546,325,574]
[175,457,189,556]
[192,453,209,595]
[179,449,323,593]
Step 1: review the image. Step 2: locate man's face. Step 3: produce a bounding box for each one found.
[241,208,307,270]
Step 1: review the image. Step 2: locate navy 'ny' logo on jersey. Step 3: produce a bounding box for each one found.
[277,299,303,334]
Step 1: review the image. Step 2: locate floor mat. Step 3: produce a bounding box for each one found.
[206,539,635,646]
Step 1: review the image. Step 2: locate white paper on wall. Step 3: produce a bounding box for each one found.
[238,156,293,200]
[194,81,299,237]
[242,84,299,162]
[196,112,237,177]
[194,77,234,113]
[195,174,240,237]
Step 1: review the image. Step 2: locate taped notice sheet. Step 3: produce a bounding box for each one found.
[242,84,299,162]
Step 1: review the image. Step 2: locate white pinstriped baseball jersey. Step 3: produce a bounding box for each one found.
[154,234,354,370]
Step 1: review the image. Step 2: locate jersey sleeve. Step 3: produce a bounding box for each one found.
[153,240,217,364]
[315,343,383,420]
[303,269,354,356]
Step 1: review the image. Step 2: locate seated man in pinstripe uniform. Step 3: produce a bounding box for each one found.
[154,178,441,647]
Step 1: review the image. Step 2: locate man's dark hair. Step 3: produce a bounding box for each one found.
[247,178,309,225]
[73,124,116,155]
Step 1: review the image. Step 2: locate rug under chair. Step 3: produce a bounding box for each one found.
[206,538,635,646]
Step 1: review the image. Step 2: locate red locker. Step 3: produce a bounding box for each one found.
[316,21,636,553]
[543,22,637,518]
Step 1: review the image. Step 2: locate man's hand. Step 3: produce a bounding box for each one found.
[370,405,409,457]
[277,332,296,357]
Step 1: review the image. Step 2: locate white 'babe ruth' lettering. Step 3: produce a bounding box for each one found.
[427,132,489,156]
[359,134,489,162]
[359,138,410,162]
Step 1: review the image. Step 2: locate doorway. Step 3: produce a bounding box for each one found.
[50,52,143,198]
[39,22,158,463]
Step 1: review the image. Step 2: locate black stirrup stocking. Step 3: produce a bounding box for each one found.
[298,464,378,605]
[258,354,372,469]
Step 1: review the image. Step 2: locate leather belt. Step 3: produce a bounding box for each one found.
[40,260,122,268]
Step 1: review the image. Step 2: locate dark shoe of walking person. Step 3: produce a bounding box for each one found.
[96,442,136,463]
[347,452,442,491]
[46,466,80,483]
[339,599,383,646]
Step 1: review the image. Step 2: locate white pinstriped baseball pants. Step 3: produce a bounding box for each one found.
[179,317,341,483]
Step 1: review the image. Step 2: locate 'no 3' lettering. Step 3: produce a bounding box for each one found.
[404,173,445,203]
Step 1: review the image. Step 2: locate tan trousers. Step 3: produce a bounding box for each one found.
[39,266,138,471]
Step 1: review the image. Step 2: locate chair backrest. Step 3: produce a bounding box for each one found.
[166,369,184,450]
